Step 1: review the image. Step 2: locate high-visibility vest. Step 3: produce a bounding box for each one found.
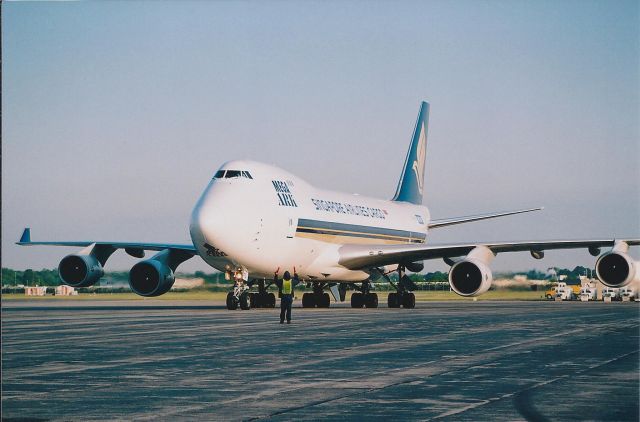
[282,278,292,294]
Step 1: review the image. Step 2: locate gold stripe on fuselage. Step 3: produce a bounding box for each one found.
[296,231,411,245]
[296,227,424,245]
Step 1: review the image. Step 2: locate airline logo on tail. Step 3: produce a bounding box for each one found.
[412,122,426,195]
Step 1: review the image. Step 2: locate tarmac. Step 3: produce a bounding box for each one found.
[2,299,639,421]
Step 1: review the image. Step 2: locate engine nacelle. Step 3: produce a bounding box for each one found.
[58,254,104,287]
[405,261,424,273]
[596,252,639,288]
[129,259,175,297]
[448,259,493,296]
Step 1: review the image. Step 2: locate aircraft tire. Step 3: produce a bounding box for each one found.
[240,292,251,310]
[402,293,416,309]
[351,293,364,308]
[387,293,399,308]
[302,292,315,308]
[365,293,378,308]
[249,293,258,308]
[226,292,238,310]
[268,293,276,308]
[321,292,331,308]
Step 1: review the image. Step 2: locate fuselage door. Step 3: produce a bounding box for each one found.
[286,216,297,239]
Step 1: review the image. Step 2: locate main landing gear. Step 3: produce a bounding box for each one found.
[383,265,416,309]
[302,282,331,308]
[248,279,276,308]
[350,280,378,308]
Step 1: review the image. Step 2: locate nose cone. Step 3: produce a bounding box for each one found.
[190,180,258,259]
[190,186,230,251]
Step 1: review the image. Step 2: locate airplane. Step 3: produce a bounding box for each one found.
[17,101,640,310]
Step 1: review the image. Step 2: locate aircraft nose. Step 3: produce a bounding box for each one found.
[191,194,227,248]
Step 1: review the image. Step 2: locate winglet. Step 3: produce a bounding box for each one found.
[18,228,31,244]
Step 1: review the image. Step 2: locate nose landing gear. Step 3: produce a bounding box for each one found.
[226,281,250,310]
[225,269,253,311]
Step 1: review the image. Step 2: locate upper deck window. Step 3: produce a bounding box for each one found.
[213,170,253,179]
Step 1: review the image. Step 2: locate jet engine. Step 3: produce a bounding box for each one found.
[129,258,175,297]
[58,254,104,287]
[448,246,495,297]
[596,247,639,288]
[405,261,424,273]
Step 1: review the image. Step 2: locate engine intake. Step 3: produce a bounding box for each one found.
[129,259,175,297]
[449,259,493,296]
[596,252,638,288]
[58,254,104,287]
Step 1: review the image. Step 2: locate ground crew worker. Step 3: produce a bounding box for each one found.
[274,268,300,324]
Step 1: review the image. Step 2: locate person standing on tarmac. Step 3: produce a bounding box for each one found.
[274,268,300,324]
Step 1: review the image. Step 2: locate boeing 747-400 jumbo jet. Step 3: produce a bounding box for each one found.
[17,102,639,309]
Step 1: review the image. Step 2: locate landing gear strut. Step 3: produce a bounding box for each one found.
[302,282,331,308]
[350,280,378,308]
[248,279,276,308]
[384,265,415,309]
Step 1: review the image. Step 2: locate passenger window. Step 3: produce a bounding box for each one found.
[214,170,226,179]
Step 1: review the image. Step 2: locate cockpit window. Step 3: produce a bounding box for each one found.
[213,170,253,179]
[225,170,241,178]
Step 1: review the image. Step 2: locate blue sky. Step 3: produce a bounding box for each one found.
[3,0,638,272]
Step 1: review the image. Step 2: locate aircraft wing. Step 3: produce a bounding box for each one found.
[15,228,197,255]
[338,239,640,270]
[428,207,543,229]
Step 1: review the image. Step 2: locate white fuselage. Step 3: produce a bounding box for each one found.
[189,160,429,281]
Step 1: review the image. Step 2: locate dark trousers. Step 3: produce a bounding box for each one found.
[280,294,293,322]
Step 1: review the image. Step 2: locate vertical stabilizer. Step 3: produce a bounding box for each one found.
[392,101,430,204]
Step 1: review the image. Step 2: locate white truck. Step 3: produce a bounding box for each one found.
[620,286,637,302]
[602,287,621,302]
[554,282,577,301]
[579,285,597,301]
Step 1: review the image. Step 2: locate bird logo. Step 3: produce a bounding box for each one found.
[412,122,426,194]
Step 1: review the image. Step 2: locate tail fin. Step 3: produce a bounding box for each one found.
[19,228,31,243]
[392,101,430,204]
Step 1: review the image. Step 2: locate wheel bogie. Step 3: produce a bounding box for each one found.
[248,291,277,308]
